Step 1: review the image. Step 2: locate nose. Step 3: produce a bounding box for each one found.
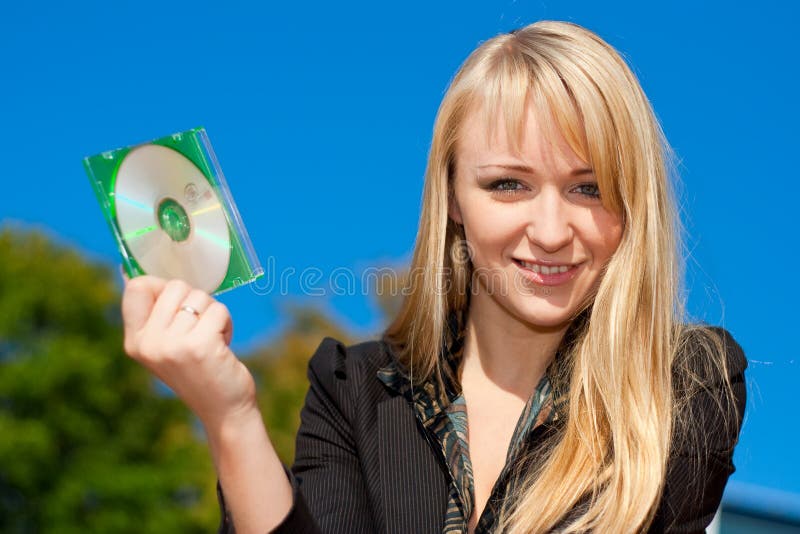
[525,188,574,252]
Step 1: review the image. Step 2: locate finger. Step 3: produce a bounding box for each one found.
[194,301,234,347]
[146,279,194,330]
[121,275,169,333]
[169,289,214,333]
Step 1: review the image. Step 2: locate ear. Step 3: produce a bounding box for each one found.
[448,192,463,225]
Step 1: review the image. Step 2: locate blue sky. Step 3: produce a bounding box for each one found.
[1,0,797,508]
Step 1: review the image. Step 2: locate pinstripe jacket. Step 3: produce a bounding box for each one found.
[217,327,747,533]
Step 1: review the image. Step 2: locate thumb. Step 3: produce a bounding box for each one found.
[121,275,168,333]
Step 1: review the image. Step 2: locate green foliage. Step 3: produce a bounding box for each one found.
[0,227,217,533]
[0,224,405,530]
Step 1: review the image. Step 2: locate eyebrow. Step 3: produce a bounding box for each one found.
[476,163,594,176]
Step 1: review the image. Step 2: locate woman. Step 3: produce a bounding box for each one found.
[121,21,747,533]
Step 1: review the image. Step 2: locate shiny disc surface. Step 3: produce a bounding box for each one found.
[114,144,230,292]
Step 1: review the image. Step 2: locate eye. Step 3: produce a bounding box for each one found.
[573,182,601,199]
[487,178,527,195]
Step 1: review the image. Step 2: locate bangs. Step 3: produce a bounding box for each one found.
[469,43,589,166]
[454,36,625,217]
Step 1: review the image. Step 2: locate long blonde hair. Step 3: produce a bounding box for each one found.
[384,21,735,533]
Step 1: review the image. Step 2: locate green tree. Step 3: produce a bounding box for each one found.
[0,226,217,533]
[0,224,405,531]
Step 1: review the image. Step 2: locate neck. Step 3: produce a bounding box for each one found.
[459,290,570,401]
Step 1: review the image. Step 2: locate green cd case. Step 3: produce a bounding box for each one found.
[83,127,263,295]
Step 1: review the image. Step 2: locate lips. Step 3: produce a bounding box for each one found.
[513,258,582,286]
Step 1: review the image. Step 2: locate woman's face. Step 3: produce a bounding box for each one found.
[450,104,624,329]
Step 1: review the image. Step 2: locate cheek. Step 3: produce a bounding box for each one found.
[460,203,524,258]
[584,214,623,262]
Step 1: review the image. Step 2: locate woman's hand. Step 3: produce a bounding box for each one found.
[121,274,295,532]
[120,275,257,432]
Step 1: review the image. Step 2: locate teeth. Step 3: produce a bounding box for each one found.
[520,261,572,274]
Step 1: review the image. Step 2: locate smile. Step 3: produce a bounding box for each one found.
[513,259,582,286]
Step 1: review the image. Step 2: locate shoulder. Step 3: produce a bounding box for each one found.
[650,326,749,531]
[304,336,395,405]
[675,324,748,378]
[671,324,748,452]
[307,336,394,381]
[299,336,400,439]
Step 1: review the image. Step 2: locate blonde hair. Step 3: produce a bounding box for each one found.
[384,21,736,533]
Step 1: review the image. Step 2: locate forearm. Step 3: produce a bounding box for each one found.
[206,407,293,534]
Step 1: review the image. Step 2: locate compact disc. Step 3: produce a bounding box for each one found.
[113,144,231,292]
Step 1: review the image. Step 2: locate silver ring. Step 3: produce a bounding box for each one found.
[179,305,201,317]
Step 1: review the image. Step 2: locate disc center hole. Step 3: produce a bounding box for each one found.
[156,197,191,242]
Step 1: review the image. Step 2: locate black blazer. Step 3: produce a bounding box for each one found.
[218,327,747,533]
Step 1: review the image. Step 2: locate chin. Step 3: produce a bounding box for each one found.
[525,315,574,330]
[510,303,576,330]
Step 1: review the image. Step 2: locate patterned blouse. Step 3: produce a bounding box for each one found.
[377,312,572,533]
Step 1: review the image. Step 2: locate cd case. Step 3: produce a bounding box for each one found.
[83,127,263,295]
